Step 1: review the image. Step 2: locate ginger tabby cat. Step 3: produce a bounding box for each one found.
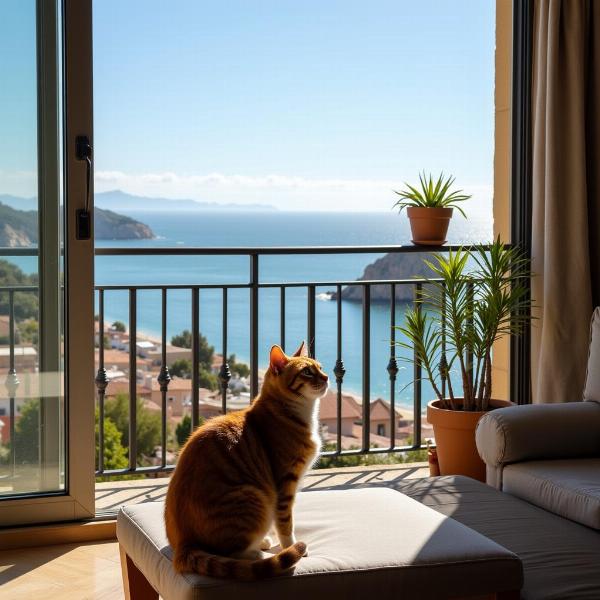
[165,341,328,581]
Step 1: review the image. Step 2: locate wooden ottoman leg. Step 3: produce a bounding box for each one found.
[119,544,159,600]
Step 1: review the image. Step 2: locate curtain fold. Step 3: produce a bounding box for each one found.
[531,0,600,403]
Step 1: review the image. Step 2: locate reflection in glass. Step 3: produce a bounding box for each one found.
[0,0,65,496]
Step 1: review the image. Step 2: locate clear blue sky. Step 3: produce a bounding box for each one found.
[1,0,496,214]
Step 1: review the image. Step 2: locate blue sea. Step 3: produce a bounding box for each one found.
[10,210,492,408]
[94,210,492,408]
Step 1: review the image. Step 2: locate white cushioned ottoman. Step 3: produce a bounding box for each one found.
[116,487,522,600]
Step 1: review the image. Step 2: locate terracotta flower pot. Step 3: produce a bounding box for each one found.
[406,207,453,245]
[426,399,514,482]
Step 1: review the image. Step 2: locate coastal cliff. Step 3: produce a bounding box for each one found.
[334,252,434,302]
[0,201,155,246]
[94,208,155,240]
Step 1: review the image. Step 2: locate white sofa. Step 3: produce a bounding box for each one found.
[476,307,600,530]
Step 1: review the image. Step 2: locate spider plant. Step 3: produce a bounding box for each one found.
[395,238,532,412]
[392,172,471,217]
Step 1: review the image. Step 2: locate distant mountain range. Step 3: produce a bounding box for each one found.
[0,190,276,214]
[0,196,154,246]
[99,190,276,212]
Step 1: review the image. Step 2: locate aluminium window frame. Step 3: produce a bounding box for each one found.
[510,0,534,405]
[0,0,95,526]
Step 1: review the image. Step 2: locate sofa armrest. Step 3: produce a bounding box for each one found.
[476,402,600,469]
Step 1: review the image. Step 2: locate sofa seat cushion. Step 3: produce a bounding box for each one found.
[116,487,522,600]
[503,458,600,529]
[397,475,600,600]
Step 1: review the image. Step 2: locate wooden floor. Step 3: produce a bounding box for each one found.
[3,463,429,599]
[0,541,123,600]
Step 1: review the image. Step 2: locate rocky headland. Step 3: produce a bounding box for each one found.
[0,201,155,246]
[332,252,435,302]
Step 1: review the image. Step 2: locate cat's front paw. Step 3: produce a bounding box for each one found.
[279,534,297,549]
[260,536,273,551]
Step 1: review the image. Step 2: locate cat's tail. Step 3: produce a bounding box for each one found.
[175,542,307,581]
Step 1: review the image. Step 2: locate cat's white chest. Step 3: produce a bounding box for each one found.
[292,397,322,471]
[306,399,322,468]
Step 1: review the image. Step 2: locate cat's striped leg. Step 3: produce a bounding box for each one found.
[275,473,305,553]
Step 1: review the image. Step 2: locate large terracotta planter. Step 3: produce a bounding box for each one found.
[426,399,513,482]
[406,206,453,245]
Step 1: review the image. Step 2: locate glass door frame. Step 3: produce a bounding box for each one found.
[0,0,95,525]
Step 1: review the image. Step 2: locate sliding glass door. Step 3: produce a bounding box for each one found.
[0,0,94,525]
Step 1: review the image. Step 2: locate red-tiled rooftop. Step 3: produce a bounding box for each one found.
[319,389,362,420]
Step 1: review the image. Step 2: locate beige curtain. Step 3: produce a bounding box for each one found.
[532,0,600,403]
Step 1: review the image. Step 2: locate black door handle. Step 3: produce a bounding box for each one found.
[75,135,92,240]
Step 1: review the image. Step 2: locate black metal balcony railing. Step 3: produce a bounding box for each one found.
[2,287,30,479]
[0,244,486,482]
[92,244,468,478]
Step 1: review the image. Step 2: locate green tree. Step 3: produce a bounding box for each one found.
[228,354,250,378]
[104,394,163,462]
[175,414,205,448]
[168,359,218,390]
[95,408,128,471]
[199,368,219,391]
[0,259,39,320]
[95,334,110,349]
[170,330,214,369]
[171,329,192,349]
[169,359,192,379]
[112,320,126,332]
[17,320,38,345]
[13,399,39,465]
[175,414,192,447]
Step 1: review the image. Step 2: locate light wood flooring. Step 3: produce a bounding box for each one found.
[0,541,123,600]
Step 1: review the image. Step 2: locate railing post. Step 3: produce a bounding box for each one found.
[333,284,346,453]
[191,288,200,429]
[128,289,137,471]
[280,286,286,350]
[250,254,259,399]
[157,288,171,468]
[219,288,231,414]
[5,291,19,478]
[95,289,108,474]
[387,284,399,450]
[307,285,316,358]
[413,282,422,449]
[362,285,371,452]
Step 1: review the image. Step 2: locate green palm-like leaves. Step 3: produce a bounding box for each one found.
[395,238,533,411]
[392,172,471,217]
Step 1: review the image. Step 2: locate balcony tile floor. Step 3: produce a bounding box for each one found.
[95,462,429,515]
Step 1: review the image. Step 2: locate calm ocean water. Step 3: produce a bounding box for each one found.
[97,210,492,407]
[12,210,493,407]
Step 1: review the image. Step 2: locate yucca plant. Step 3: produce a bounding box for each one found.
[395,238,532,412]
[392,172,471,216]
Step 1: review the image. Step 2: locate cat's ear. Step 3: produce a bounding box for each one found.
[292,341,308,357]
[269,345,289,374]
